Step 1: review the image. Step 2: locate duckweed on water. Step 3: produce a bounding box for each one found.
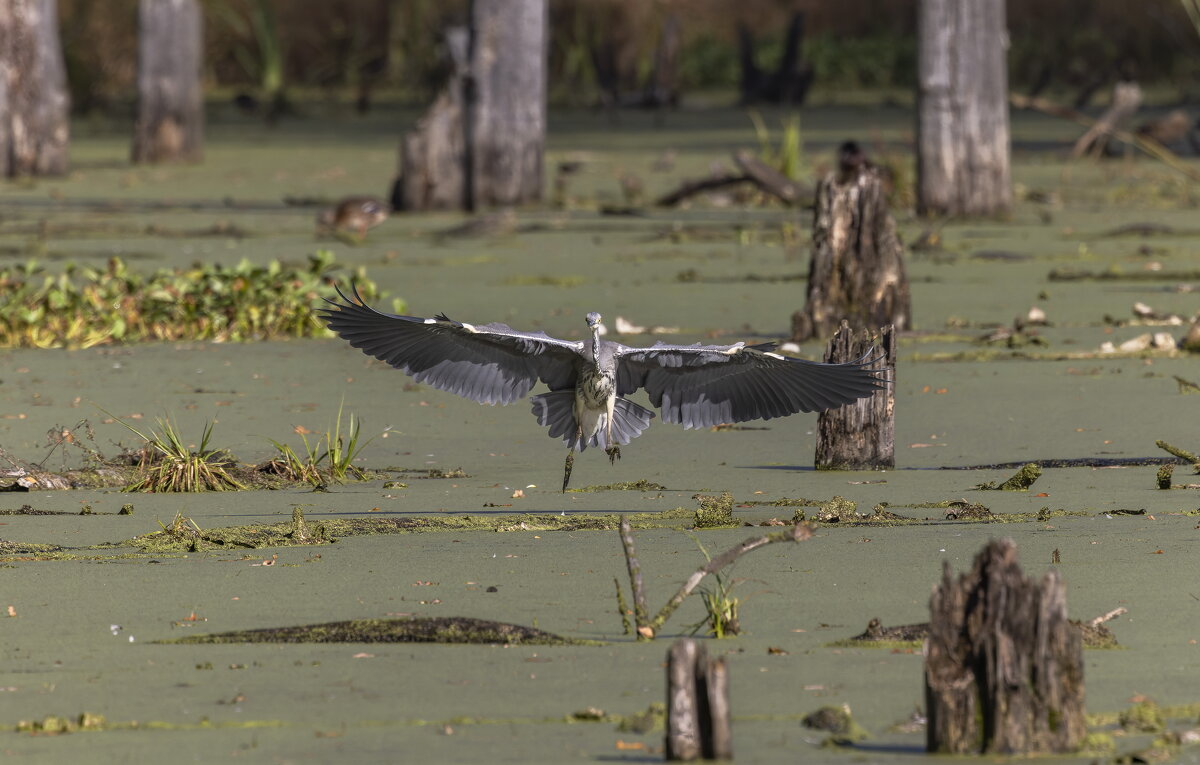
[0,251,387,349]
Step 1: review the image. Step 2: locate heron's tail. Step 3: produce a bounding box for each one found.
[530,392,655,451]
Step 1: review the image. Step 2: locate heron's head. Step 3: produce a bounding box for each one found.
[585,312,602,330]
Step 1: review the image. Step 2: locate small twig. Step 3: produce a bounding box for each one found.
[614,577,631,636]
[648,523,813,634]
[1155,439,1200,465]
[618,516,651,639]
[1089,607,1127,628]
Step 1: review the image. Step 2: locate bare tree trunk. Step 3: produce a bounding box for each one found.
[467,0,546,209]
[0,0,69,177]
[916,0,1010,216]
[792,146,911,343]
[132,0,203,164]
[816,322,895,469]
[925,539,1086,754]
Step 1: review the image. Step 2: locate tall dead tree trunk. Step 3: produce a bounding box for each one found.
[816,322,895,469]
[132,0,204,164]
[925,539,1086,754]
[0,0,69,177]
[916,0,1011,216]
[393,0,546,211]
[466,0,546,209]
[792,143,911,343]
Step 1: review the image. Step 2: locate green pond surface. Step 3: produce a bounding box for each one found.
[1,103,1200,763]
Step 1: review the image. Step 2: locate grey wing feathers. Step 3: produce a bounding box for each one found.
[617,341,884,429]
[318,284,583,405]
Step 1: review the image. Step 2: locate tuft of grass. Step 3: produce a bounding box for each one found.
[261,402,375,485]
[109,413,246,493]
[749,111,804,180]
[688,537,741,639]
[323,402,370,482]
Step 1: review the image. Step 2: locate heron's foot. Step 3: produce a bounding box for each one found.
[561,452,575,493]
[605,444,621,465]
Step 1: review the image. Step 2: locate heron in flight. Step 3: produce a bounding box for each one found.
[319,285,884,491]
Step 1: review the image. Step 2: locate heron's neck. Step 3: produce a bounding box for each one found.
[589,328,601,364]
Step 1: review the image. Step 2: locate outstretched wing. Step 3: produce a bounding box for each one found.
[318,284,584,405]
[615,341,884,429]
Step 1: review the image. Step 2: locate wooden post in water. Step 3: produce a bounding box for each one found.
[666,639,732,761]
[816,322,895,470]
[925,538,1086,754]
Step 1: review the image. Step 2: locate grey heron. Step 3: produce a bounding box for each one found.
[319,285,885,491]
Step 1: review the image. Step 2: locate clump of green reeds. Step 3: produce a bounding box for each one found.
[689,538,741,638]
[0,250,394,349]
[749,111,804,180]
[112,414,246,493]
[261,402,374,485]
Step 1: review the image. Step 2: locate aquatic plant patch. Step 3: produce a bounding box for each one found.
[0,250,388,348]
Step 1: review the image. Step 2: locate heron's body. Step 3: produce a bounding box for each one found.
[319,287,885,490]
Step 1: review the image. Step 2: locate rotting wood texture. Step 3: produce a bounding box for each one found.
[792,148,910,343]
[666,639,732,761]
[924,538,1085,754]
[816,322,895,470]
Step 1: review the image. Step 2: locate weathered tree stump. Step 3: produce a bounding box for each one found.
[816,322,895,469]
[132,0,204,164]
[392,0,546,212]
[925,538,1086,755]
[1073,82,1143,159]
[0,0,70,177]
[916,0,1011,216]
[666,639,732,761]
[791,145,911,343]
[391,28,469,212]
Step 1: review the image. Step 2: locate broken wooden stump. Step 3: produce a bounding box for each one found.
[815,322,895,469]
[665,639,732,761]
[392,28,469,212]
[925,538,1086,755]
[1073,81,1143,158]
[792,144,910,343]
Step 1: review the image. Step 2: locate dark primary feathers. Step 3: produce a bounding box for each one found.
[319,284,582,405]
[318,285,885,429]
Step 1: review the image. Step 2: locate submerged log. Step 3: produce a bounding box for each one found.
[665,639,732,761]
[925,538,1086,754]
[816,322,895,469]
[791,143,911,343]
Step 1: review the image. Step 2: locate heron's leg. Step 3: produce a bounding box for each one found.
[561,449,575,493]
[603,398,620,465]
